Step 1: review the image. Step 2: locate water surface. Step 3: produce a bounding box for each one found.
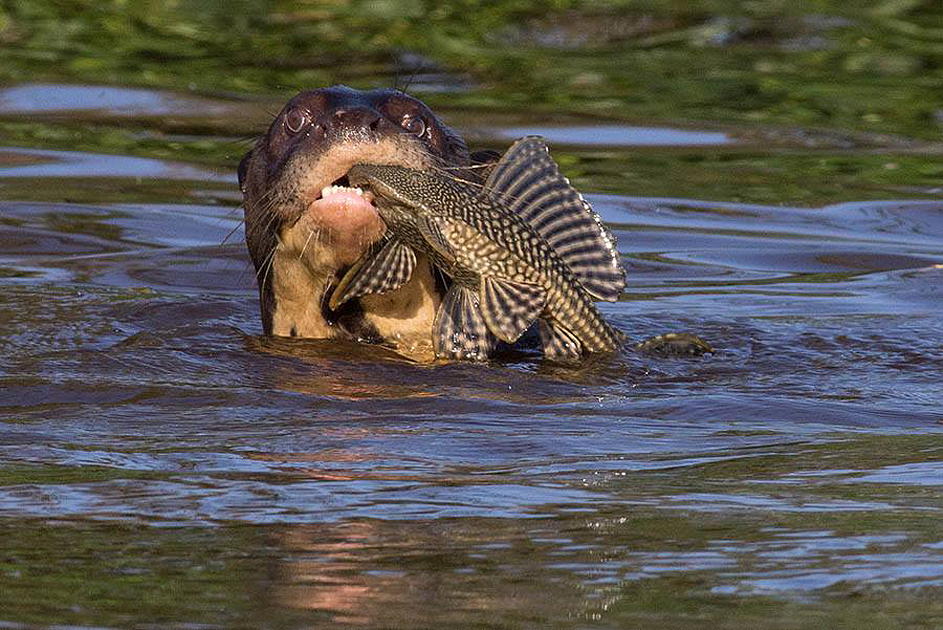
[1,17,942,627]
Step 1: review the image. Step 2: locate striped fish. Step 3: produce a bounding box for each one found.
[329,136,626,361]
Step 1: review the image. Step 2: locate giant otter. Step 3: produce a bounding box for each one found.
[239,85,713,360]
[239,85,494,359]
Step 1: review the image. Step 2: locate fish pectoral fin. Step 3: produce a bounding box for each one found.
[433,286,494,361]
[328,237,417,310]
[417,215,457,260]
[479,276,545,343]
[539,320,583,362]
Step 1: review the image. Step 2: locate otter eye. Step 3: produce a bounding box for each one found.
[401,114,426,137]
[284,108,310,134]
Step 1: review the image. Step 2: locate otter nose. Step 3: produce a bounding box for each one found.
[323,107,384,135]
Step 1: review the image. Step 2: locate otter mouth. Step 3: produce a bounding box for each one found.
[276,137,435,264]
[280,136,435,234]
[295,169,385,257]
[279,165,387,269]
[307,173,377,218]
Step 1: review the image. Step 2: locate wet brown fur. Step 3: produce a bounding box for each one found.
[239,86,473,359]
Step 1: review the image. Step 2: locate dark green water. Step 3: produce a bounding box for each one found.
[1,2,941,628]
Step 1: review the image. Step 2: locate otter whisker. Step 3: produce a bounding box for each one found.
[298,228,317,260]
[219,214,246,247]
[428,156,559,209]
[257,234,282,302]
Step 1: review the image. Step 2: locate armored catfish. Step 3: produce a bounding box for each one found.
[329,136,626,361]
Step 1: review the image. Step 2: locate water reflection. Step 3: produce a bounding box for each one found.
[495,124,732,146]
[0,83,240,117]
[273,520,590,626]
[0,74,942,628]
[0,146,232,181]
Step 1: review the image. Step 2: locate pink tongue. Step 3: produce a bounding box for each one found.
[305,189,384,258]
[309,189,375,217]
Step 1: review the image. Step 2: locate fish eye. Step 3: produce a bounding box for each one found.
[401,114,426,137]
[284,108,310,134]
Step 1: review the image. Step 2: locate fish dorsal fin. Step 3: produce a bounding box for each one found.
[484,136,625,301]
[479,277,545,343]
[433,286,495,361]
[329,237,416,310]
[539,320,583,362]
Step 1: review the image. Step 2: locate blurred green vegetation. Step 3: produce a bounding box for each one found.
[1,0,941,139]
[558,148,943,200]
[0,522,265,627]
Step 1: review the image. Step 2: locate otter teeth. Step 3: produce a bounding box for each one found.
[320,184,366,199]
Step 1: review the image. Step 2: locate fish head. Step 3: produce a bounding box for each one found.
[347,163,466,220]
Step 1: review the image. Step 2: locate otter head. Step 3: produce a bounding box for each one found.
[239,85,472,357]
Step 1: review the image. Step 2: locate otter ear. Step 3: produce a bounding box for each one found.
[237,150,253,191]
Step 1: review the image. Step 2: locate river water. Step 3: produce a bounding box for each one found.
[0,82,941,628]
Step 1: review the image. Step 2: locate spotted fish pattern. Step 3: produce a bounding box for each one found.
[331,136,626,361]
